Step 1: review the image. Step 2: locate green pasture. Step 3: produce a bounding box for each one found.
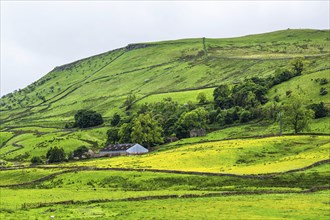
[268,69,330,104]
[166,117,330,147]
[0,168,64,185]
[136,87,215,105]
[1,191,329,220]
[0,132,14,147]
[67,135,330,174]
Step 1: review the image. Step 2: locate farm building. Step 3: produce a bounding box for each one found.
[96,143,149,157]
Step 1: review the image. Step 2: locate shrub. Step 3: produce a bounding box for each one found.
[309,102,328,118]
[30,156,43,165]
[319,78,328,85]
[106,128,120,145]
[110,113,121,126]
[320,87,328,96]
[73,146,89,159]
[286,90,292,97]
[239,110,250,123]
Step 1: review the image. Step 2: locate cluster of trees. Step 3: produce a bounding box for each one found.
[65,109,104,129]
[106,98,209,147]
[30,146,90,164]
[104,59,327,147]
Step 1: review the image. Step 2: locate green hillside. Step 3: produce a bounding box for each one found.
[0,29,330,162]
[1,29,329,126]
[1,28,330,219]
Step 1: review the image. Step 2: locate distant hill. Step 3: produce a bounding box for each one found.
[1,29,329,127]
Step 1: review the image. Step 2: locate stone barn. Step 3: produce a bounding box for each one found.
[97,143,148,157]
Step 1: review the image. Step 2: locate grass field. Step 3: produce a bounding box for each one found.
[1,191,329,219]
[0,163,329,219]
[136,87,215,105]
[64,135,330,174]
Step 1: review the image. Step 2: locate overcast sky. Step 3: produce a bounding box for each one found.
[1,1,329,95]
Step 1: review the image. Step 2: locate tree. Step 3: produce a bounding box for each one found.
[309,102,328,118]
[213,84,232,109]
[262,101,279,121]
[282,97,314,134]
[131,113,164,147]
[74,109,104,128]
[106,127,120,145]
[239,110,250,123]
[46,147,66,163]
[118,123,133,143]
[30,156,43,165]
[123,94,136,110]
[110,113,121,126]
[175,107,208,138]
[273,69,294,85]
[290,59,304,76]
[197,92,207,104]
[73,146,89,159]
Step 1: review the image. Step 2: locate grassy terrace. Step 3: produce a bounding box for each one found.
[60,135,330,174]
[0,164,329,219]
[2,192,328,220]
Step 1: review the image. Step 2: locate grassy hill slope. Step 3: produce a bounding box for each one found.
[0,29,329,163]
[1,29,329,126]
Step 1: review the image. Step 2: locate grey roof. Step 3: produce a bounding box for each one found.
[101,144,134,152]
[126,144,149,154]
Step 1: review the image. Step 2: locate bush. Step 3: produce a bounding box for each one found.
[319,78,328,85]
[46,147,66,163]
[106,128,120,145]
[239,110,251,123]
[110,113,121,126]
[320,87,328,96]
[30,156,43,165]
[309,102,328,118]
[73,146,89,159]
[74,109,103,128]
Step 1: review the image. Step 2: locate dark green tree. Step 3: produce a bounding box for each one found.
[213,84,232,109]
[290,59,304,76]
[30,156,43,165]
[74,110,103,128]
[175,107,208,138]
[309,102,328,118]
[118,122,133,143]
[239,110,251,123]
[197,92,207,104]
[131,113,164,147]
[273,69,294,85]
[106,127,120,145]
[73,146,89,159]
[123,94,136,110]
[110,113,121,126]
[46,147,66,163]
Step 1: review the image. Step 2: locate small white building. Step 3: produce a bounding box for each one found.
[126,143,149,155]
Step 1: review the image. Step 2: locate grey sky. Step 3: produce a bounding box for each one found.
[1,1,329,95]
